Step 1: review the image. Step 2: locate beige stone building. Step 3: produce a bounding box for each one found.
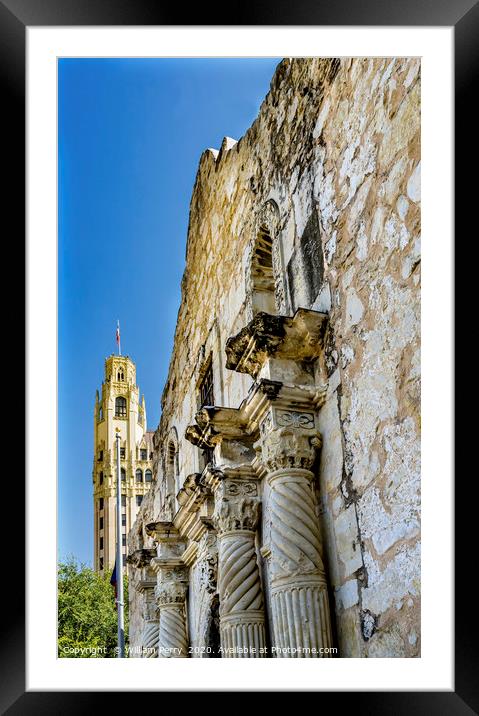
[128,57,421,658]
[93,354,153,573]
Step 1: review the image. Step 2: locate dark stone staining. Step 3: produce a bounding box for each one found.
[361,610,378,641]
[326,58,341,84]
[323,323,339,377]
[206,595,221,657]
[336,384,359,508]
[256,378,283,400]
[287,211,324,311]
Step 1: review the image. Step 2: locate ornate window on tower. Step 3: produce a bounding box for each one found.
[140,448,147,461]
[117,369,125,381]
[145,469,152,483]
[121,468,126,482]
[136,469,143,482]
[115,396,127,417]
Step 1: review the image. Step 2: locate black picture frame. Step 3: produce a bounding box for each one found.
[6,0,470,711]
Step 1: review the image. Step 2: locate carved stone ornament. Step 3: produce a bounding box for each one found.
[276,410,315,429]
[213,475,267,657]
[259,426,322,473]
[143,592,159,622]
[225,313,286,377]
[212,478,261,535]
[155,580,188,607]
[225,308,328,378]
[127,548,156,570]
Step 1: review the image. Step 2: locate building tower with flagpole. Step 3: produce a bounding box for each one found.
[93,325,154,574]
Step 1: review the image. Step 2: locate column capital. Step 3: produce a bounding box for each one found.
[155,565,188,608]
[212,473,261,535]
[142,589,159,622]
[257,422,322,474]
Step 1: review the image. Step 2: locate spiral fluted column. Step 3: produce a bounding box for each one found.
[213,476,266,657]
[127,549,159,658]
[156,573,189,658]
[147,521,189,658]
[141,589,159,658]
[259,422,333,657]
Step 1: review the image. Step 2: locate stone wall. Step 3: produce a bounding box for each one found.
[128,57,421,658]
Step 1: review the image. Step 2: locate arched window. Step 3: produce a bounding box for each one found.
[117,369,124,381]
[99,471,103,485]
[250,226,275,315]
[136,469,143,482]
[145,469,152,482]
[115,396,127,417]
[121,467,126,481]
[248,200,284,317]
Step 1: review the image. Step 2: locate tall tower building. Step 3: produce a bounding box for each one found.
[93,354,154,573]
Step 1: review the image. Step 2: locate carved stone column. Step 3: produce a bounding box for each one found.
[127,549,159,658]
[147,522,189,658]
[212,474,267,658]
[258,420,333,658]
[139,582,159,658]
[155,571,189,658]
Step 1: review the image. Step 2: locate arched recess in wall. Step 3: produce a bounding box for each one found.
[164,427,179,512]
[248,199,286,317]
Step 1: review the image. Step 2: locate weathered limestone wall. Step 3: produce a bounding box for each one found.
[128,57,420,657]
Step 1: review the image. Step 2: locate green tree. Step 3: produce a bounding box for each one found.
[58,557,129,657]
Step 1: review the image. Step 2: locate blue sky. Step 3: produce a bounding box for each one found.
[58,57,280,566]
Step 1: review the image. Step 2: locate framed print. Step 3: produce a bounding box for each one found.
[5,0,471,710]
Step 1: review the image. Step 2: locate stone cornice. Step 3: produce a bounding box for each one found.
[136,578,157,594]
[176,472,207,508]
[170,471,214,543]
[181,540,199,567]
[225,308,328,379]
[184,378,282,451]
[145,521,183,545]
[184,375,325,463]
[126,548,156,569]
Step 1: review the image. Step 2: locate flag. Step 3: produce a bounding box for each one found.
[110,559,118,605]
[116,321,121,355]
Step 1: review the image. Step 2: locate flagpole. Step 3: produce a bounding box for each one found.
[115,429,125,658]
[117,320,121,356]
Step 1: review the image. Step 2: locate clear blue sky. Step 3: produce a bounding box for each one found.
[58,57,280,566]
